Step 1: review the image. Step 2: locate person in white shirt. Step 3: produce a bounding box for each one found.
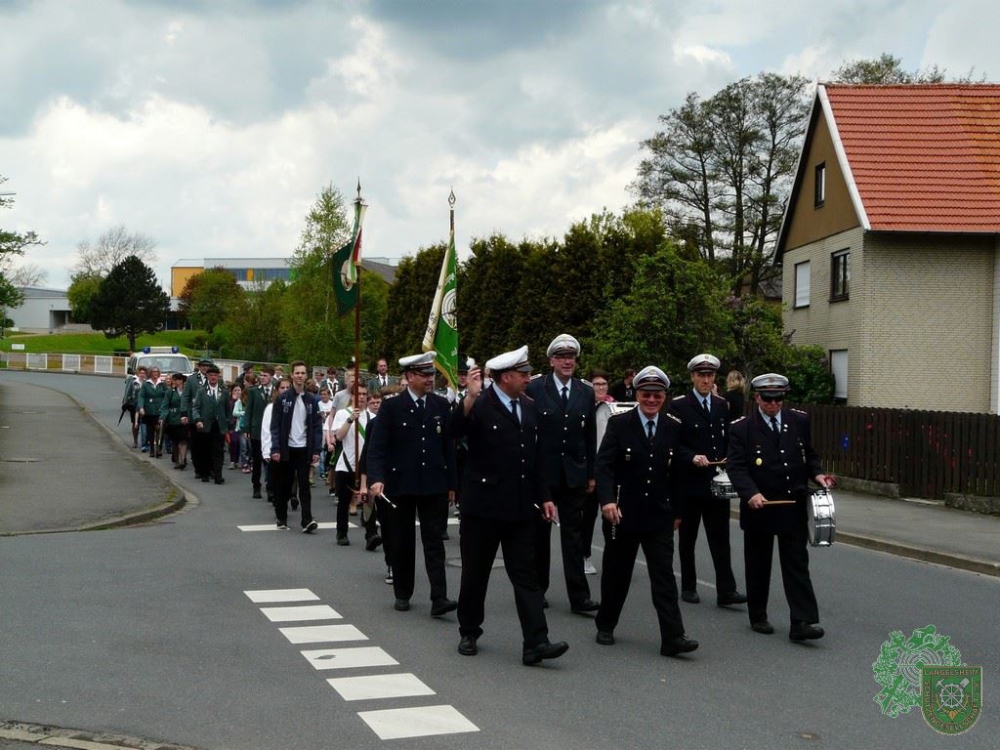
[331,383,378,548]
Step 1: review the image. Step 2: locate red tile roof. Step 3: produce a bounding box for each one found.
[824,84,1000,233]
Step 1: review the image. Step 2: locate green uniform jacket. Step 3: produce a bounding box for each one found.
[137,380,167,418]
[243,383,272,437]
[159,389,185,426]
[180,372,205,420]
[192,385,230,433]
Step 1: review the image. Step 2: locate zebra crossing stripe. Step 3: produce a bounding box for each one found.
[244,589,318,603]
[260,604,342,622]
[327,673,435,701]
[302,647,398,671]
[357,705,480,740]
[279,624,367,644]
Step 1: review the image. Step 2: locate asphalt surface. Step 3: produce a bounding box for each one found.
[1,370,998,750]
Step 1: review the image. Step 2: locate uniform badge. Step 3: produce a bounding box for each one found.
[625,448,632,462]
[755,458,763,466]
[436,424,442,434]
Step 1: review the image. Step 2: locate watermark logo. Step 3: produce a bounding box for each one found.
[872,625,982,735]
[921,666,982,735]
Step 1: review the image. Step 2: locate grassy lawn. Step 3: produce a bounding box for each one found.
[0,330,208,356]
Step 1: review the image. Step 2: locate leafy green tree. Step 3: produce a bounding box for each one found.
[226,279,288,362]
[381,243,447,363]
[830,53,946,84]
[178,267,244,332]
[779,345,835,405]
[90,255,170,350]
[66,271,104,323]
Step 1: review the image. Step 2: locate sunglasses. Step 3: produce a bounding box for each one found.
[760,394,785,403]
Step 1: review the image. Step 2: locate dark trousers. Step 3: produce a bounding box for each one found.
[386,493,448,602]
[376,494,393,566]
[250,438,264,492]
[743,525,819,625]
[534,485,591,606]
[581,490,599,558]
[679,492,738,594]
[596,521,685,644]
[228,430,241,464]
[206,424,225,480]
[189,425,208,477]
[275,448,314,528]
[336,471,359,535]
[458,514,549,648]
[143,415,161,455]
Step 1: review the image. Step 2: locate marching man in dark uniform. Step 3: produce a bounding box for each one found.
[595,366,698,657]
[527,333,599,614]
[181,357,211,480]
[367,351,457,617]
[726,373,834,641]
[668,354,746,606]
[243,364,275,501]
[451,346,569,666]
[192,364,230,485]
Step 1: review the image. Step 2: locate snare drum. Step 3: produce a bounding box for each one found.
[807,489,836,547]
[711,469,738,502]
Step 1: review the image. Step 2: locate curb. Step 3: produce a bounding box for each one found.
[0,721,204,750]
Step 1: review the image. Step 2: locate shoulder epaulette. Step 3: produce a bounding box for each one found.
[664,412,682,424]
[530,373,543,381]
[672,395,685,401]
[791,408,808,416]
[521,393,535,405]
[730,416,747,424]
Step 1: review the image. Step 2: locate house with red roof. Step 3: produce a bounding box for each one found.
[776,83,1000,412]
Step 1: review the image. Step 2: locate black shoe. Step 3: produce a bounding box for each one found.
[571,599,600,614]
[336,534,349,546]
[394,599,410,612]
[201,476,210,483]
[717,591,748,607]
[681,590,700,604]
[291,497,299,511]
[303,520,318,533]
[276,520,289,530]
[458,636,478,656]
[661,636,699,656]
[596,631,615,646]
[441,531,450,541]
[751,620,775,635]
[178,463,186,471]
[365,534,382,551]
[522,641,569,666]
[214,477,225,485]
[789,622,825,642]
[431,598,458,617]
[384,566,393,584]
[252,489,262,499]
[541,596,549,609]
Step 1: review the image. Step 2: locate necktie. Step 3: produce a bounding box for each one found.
[561,386,569,409]
[702,398,711,416]
[416,398,425,418]
[511,398,520,424]
[770,416,780,437]
[646,419,655,441]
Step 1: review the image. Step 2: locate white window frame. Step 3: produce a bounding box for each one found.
[830,350,848,402]
[794,261,810,308]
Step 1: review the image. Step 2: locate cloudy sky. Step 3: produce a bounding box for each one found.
[1,0,997,290]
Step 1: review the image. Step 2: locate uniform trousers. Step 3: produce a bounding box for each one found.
[743,524,819,625]
[275,447,315,528]
[206,424,225,481]
[458,514,548,648]
[386,494,448,602]
[189,425,208,477]
[375,494,393,567]
[596,521,685,643]
[250,438,264,491]
[678,492,737,594]
[535,485,591,606]
[336,471,377,538]
[580,489,600,559]
[143,414,161,455]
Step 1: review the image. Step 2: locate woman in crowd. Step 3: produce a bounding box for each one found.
[724,370,747,418]
[160,372,189,469]
[137,366,167,457]
[228,383,244,470]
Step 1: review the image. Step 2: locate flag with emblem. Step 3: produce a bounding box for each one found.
[421,193,458,390]
[332,193,367,316]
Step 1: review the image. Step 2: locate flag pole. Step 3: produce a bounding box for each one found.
[353,178,363,493]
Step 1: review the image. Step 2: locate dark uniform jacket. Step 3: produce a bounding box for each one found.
[243,383,273,436]
[668,391,730,498]
[180,371,206,420]
[192,385,230,433]
[595,408,684,534]
[366,390,456,497]
[526,374,596,490]
[269,388,323,460]
[159,389,185,426]
[450,386,547,521]
[726,408,823,534]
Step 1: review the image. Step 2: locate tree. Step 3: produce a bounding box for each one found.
[66,271,104,323]
[226,279,287,362]
[633,73,809,294]
[830,53,945,84]
[6,262,47,287]
[74,224,156,277]
[381,244,448,363]
[0,175,44,313]
[90,255,170,350]
[178,267,244,332]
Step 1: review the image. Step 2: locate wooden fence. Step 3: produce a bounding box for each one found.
[803,405,1000,499]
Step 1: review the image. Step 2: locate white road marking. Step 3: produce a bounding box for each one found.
[358,705,480,740]
[244,588,318,603]
[301,647,399,671]
[278,624,367,644]
[328,673,435,701]
[260,604,342,622]
[238,518,459,531]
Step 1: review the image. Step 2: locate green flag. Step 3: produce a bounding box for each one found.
[422,222,458,390]
[332,199,367,316]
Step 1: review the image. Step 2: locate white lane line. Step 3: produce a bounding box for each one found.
[260,604,342,622]
[327,673,435,702]
[244,588,319,603]
[589,543,717,590]
[279,624,368,644]
[302,647,399,671]
[358,705,480,740]
[238,522,353,531]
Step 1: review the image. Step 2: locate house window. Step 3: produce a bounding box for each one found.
[830,350,848,403]
[831,250,850,301]
[814,163,826,207]
[794,261,810,308]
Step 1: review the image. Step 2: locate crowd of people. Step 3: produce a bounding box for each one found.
[121,338,833,665]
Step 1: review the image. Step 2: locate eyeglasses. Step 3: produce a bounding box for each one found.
[592,382,608,388]
[760,395,785,403]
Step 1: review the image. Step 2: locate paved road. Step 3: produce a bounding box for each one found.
[1,371,997,749]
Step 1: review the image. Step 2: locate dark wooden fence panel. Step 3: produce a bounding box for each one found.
[794,405,1000,499]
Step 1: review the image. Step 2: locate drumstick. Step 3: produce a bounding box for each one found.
[706,459,727,466]
[761,499,797,506]
[378,492,397,509]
